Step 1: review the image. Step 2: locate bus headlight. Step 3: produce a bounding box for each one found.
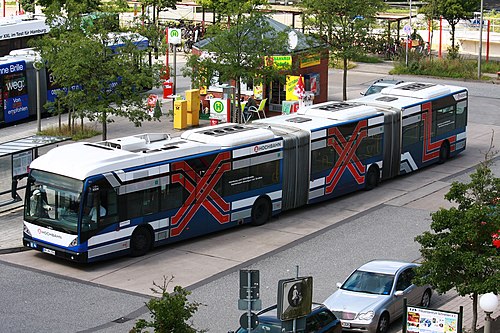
[69,237,78,247]
[23,224,32,237]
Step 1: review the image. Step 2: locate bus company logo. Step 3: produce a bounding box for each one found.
[253,141,282,153]
[37,228,62,239]
[213,101,224,113]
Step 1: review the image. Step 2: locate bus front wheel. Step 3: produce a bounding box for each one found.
[130,226,152,257]
[250,197,271,226]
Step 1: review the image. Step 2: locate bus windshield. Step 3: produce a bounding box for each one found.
[25,170,84,235]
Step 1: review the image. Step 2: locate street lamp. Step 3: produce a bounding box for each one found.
[479,292,498,333]
[33,56,43,133]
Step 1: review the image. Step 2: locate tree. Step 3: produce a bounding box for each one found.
[187,0,289,123]
[32,0,162,140]
[299,0,386,101]
[130,276,205,333]
[421,0,479,58]
[414,135,500,333]
[137,0,177,61]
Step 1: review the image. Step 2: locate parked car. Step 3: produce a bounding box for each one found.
[231,303,342,333]
[361,79,404,96]
[323,260,432,333]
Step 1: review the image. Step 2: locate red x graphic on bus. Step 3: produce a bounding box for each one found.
[325,120,367,194]
[170,151,231,237]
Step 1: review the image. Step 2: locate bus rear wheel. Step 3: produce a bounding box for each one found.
[438,141,450,164]
[130,226,152,257]
[250,197,271,226]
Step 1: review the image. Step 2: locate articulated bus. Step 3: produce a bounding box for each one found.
[22,82,468,263]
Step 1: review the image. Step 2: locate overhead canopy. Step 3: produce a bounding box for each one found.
[0,135,70,158]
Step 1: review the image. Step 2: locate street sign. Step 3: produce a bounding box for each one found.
[239,312,258,330]
[238,298,262,311]
[168,28,181,45]
[277,276,313,321]
[403,24,412,36]
[239,269,260,300]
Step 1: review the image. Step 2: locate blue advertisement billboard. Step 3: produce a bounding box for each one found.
[0,60,29,123]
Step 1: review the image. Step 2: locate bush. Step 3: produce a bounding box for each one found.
[38,124,100,141]
[391,57,478,80]
[130,276,206,333]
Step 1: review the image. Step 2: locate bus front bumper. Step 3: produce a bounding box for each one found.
[24,237,88,263]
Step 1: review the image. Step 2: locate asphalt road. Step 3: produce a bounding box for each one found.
[0,63,499,332]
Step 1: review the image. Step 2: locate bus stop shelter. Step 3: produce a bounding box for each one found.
[0,135,70,207]
[375,12,415,45]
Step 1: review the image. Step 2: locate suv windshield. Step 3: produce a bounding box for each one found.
[365,85,386,95]
[25,170,83,234]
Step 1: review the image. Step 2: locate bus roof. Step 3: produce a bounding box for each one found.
[353,82,468,109]
[29,125,277,180]
[297,101,382,120]
[254,102,383,132]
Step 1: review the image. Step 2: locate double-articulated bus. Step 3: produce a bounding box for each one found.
[23,82,468,262]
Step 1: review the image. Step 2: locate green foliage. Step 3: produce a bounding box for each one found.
[130,276,205,333]
[31,0,162,140]
[184,8,289,122]
[350,54,384,64]
[421,0,480,50]
[299,0,386,100]
[38,124,100,141]
[392,56,500,79]
[196,0,268,18]
[391,57,478,79]
[414,140,500,332]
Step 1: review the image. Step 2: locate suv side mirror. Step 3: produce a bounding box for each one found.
[336,282,342,288]
[394,290,404,296]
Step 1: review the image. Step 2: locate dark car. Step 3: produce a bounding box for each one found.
[232,303,342,333]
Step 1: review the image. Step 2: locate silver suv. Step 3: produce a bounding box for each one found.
[361,79,404,96]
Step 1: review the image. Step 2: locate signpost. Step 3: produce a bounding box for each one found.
[167,28,181,95]
[239,269,261,333]
[403,24,412,67]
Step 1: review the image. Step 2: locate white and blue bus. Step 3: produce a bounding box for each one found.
[0,33,149,127]
[22,82,468,263]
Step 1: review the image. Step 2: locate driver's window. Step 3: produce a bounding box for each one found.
[82,179,118,231]
[395,268,414,291]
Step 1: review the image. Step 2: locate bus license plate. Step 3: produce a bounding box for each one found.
[42,248,55,255]
[341,322,351,328]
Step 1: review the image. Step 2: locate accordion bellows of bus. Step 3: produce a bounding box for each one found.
[23,82,468,263]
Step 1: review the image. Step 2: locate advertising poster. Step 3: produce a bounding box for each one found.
[406,307,459,333]
[308,73,320,96]
[286,75,299,101]
[1,60,29,123]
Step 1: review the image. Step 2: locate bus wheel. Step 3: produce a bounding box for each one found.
[251,197,271,226]
[438,141,450,164]
[130,226,152,257]
[365,166,379,191]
